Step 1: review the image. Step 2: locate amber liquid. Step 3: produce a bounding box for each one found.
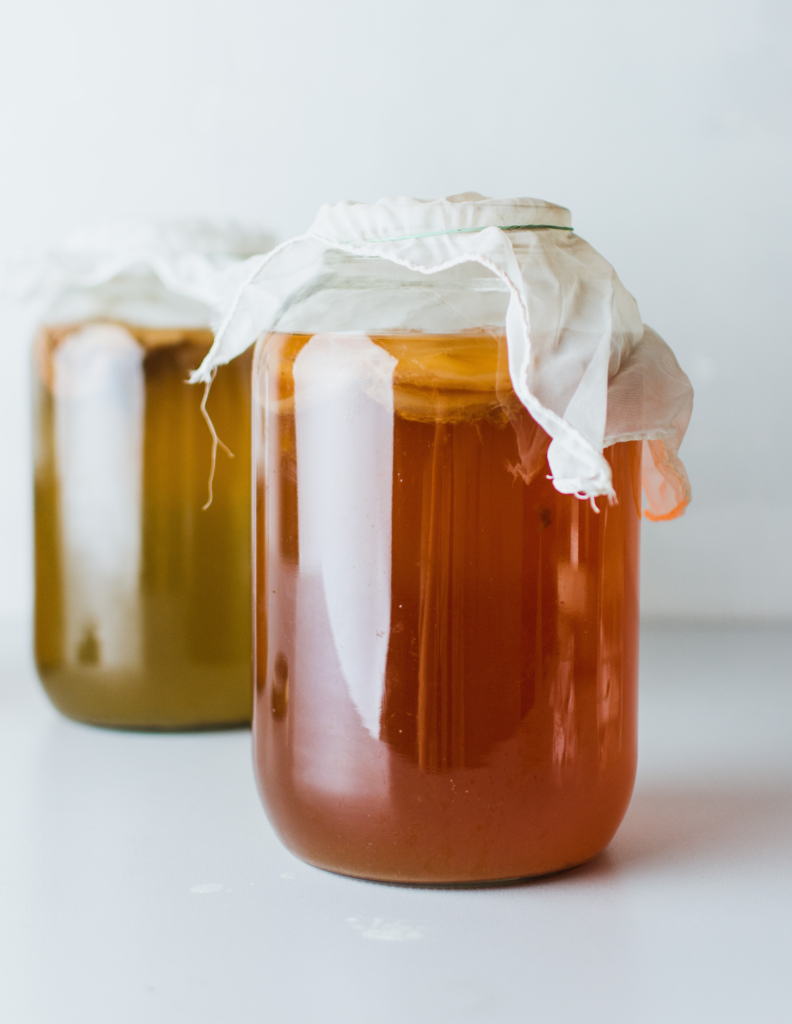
[34,322,252,729]
[254,331,640,883]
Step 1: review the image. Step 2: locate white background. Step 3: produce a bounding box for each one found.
[1,0,790,620]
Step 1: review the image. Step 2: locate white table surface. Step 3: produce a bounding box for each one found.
[2,618,791,1024]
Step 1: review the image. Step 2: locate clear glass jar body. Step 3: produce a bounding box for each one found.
[253,252,640,882]
[34,271,252,729]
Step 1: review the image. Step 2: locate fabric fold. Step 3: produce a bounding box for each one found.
[193,195,692,518]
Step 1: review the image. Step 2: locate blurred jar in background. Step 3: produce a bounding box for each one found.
[28,224,268,729]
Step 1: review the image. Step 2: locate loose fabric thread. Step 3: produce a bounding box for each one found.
[199,369,234,510]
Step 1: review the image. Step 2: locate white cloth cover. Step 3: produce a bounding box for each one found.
[2,220,276,320]
[193,194,692,519]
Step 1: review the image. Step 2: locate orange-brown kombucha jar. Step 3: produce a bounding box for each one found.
[252,254,641,883]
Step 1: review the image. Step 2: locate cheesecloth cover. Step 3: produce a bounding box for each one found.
[194,194,692,519]
[2,220,276,321]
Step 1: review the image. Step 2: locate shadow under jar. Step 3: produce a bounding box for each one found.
[253,254,641,883]
[34,272,252,729]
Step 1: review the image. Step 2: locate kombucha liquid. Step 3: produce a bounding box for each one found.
[34,323,252,729]
[254,331,640,883]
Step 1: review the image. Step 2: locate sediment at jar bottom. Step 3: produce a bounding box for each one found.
[254,725,636,884]
[34,322,252,729]
[254,330,641,882]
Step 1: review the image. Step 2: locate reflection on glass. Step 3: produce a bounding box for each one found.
[294,334,396,737]
[254,331,642,884]
[54,324,144,672]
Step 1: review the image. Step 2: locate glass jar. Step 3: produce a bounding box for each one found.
[34,267,252,729]
[252,250,641,883]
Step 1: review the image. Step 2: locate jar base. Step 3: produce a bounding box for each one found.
[36,665,252,732]
[56,713,251,734]
[282,851,603,889]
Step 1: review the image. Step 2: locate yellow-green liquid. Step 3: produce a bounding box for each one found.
[34,322,251,729]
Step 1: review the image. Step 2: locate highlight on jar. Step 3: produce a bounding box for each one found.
[23,222,273,731]
[197,193,694,884]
